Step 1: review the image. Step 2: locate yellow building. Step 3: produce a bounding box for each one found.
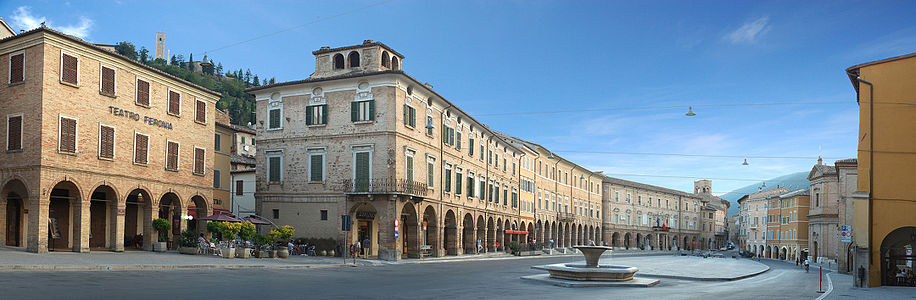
[846,52,916,287]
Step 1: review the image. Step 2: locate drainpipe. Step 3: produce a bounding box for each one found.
[848,70,873,265]
[439,104,451,257]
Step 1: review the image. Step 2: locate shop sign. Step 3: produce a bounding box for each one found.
[109,106,173,130]
[356,211,376,220]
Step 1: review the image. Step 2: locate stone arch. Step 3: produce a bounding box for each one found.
[157,191,183,249]
[476,215,486,253]
[636,233,643,249]
[381,51,390,68]
[444,209,457,255]
[880,226,916,286]
[495,217,503,251]
[392,56,400,70]
[503,219,511,252]
[124,188,153,250]
[487,217,495,252]
[2,178,29,248]
[333,53,345,69]
[421,205,439,256]
[188,195,209,235]
[462,213,474,254]
[612,232,620,247]
[401,202,420,258]
[526,222,534,245]
[48,179,82,252]
[348,51,360,68]
[624,232,631,249]
[88,184,118,250]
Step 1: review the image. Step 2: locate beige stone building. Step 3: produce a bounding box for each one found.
[737,187,790,256]
[602,178,705,251]
[807,157,858,272]
[0,26,219,253]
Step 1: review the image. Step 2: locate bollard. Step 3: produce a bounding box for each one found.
[816,265,825,293]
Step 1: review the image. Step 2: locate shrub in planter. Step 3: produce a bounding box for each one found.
[178,230,199,254]
[153,218,171,242]
[238,222,256,242]
[509,241,521,255]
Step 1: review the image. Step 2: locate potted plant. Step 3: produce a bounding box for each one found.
[152,218,171,252]
[270,225,295,259]
[253,234,270,258]
[178,230,199,255]
[236,222,256,258]
[509,241,521,255]
[217,222,240,259]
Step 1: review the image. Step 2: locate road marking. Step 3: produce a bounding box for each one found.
[815,272,834,300]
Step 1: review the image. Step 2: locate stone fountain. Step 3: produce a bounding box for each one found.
[522,245,659,287]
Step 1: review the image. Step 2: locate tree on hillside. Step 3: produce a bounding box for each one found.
[170,55,178,66]
[115,42,138,60]
[269,77,276,85]
[216,63,223,75]
[252,75,260,87]
[244,69,252,85]
[139,47,149,63]
[188,53,194,69]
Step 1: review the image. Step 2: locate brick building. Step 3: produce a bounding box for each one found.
[0,26,219,253]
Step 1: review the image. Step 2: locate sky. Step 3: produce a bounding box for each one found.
[4,0,915,195]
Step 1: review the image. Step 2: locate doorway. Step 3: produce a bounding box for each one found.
[358,219,371,257]
[5,194,21,246]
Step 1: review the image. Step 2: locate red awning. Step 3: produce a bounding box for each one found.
[212,208,231,215]
[506,230,528,234]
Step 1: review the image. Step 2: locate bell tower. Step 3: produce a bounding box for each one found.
[310,40,404,79]
[694,179,712,195]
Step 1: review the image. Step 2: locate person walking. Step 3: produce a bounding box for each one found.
[477,239,483,254]
[804,258,810,272]
[355,240,362,259]
[362,237,370,258]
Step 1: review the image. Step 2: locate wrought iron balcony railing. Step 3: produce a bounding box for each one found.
[340,178,428,197]
[558,212,576,222]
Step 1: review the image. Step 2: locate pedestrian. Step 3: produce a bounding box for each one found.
[804,258,810,272]
[363,237,370,258]
[495,241,500,252]
[796,258,799,267]
[355,240,362,259]
[477,239,483,254]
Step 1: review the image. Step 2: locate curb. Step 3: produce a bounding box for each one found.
[636,265,770,281]
[0,263,356,272]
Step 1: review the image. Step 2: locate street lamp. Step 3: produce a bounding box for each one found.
[685,106,696,117]
[742,158,749,166]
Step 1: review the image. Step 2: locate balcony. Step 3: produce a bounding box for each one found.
[558,212,576,222]
[339,178,428,197]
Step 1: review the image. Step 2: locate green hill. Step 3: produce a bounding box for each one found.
[720,171,811,216]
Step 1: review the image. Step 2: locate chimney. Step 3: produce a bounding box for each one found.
[817,156,823,165]
[363,39,374,44]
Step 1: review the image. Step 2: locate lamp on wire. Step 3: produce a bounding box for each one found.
[685,106,696,117]
[425,119,434,130]
[548,153,555,159]
[742,158,749,166]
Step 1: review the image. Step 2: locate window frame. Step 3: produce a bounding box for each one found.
[267,106,283,130]
[6,113,23,152]
[235,180,244,196]
[59,50,80,86]
[98,64,117,97]
[133,131,149,165]
[97,123,116,160]
[58,114,78,154]
[167,88,181,116]
[266,150,284,183]
[195,98,207,124]
[213,169,221,188]
[135,77,151,107]
[192,146,206,175]
[308,147,327,183]
[164,140,180,172]
[8,50,25,85]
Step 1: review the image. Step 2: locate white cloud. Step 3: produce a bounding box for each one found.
[724,16,770,44]
[10,6,93,39]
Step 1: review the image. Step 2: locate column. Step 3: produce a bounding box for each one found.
[73,199,90,253]
[143,205,158,251]
[376,195,398,261]
[110,200,125,252]
[26,197,48,253]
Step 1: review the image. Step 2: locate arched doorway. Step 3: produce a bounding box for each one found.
[550,221,557,248]
[188,195,209,235]
[684,236,689,251]
[401,202,419,258]
[462,213,474,254]
[536,220,544,246]
[422,205,438,257]
[527,223,535,245]
[49,180,81,252]
[624,233,631,249]
[880,226,916,286]
[780,247,787,260]
[2,179,28,247]
[487,217,495,252]
[124,189,151,250]
[503,219,511,252]
[612,232,620,247]
[88,185,117,250]
[351,203,378,258]
[476,215,485,253]
[158,192,182,249]
[444,210,457,255]
[636,233,643,250]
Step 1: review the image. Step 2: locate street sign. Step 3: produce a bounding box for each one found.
[342,215,351,232]
[840,225,852,243]
[394,230,399,239]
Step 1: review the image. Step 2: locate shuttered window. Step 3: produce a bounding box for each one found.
[351,100,375,122]
[455,171,462,195]
[59,117,77,153]
[166,141,179,171]
[236,180,244,195]
[168,90,180,115]
[213,169,220,188]
[99,125,114,159]
[403,104,416,127]
[134,133,148,164]
[9,53,24,84]
[193,147,205,175]
[195,99,206,123]
[268,155,282,182]
[444,168,451,192]
[306,105,327,125]
[309,154,324,182]
[469,138,474,156]
[136,79,150,106]
[268,108,281,129]
[467,176,474,197]
[8,115,22,151]
[100,66,115,95]
[355,152,370,192]
[405,155,414,183]
[61,53,78,85]
[427,160,434,188]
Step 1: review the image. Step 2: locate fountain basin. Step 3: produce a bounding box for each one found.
[533,264,638,281]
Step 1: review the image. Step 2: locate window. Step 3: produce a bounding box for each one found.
[354,151,371,191]
[351,100,375,122]
[406,152,415,183]
[100,66,115,96]
[168,90,180,115]
[469,137,475,156]
[98,125,114,159]
[309,152,325,182]
[443,126,455,146]
[382,52,390,68]
[272,209,279,219]
[9,51,24,84]
[444,167,452,192]
[320,210,328,221]
[403,105,416,128]
[348,51,360,68]
[503,187,508,205]
[195,99,206,123]
[214,134,221,152]
[426,116,434,135]
[392,57,400,70]
[479,179,486,199]
[479,144,484,160]
[333,54,344,69]
[7,114,22,151]
[267,151,283,182]
[136,79,150,106]
[213,169,221,188]
[193,147,205,175]
[467,174,474,197]
[455,169,462,195]
[165,141,179,171]
[426,158,435,188]
[236,180,243,196]
[268,108,282,129]
[307,105,327,125]
[134,133,148,164]
[60,52,78,85]
[456,131,462,150]
[59,116,77,154]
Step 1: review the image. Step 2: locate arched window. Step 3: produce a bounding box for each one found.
[392,57,400,70]
[348,51,360,68]
[381,52,390,68]
[333,54,344,69]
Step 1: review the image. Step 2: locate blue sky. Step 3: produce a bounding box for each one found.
[5,0,916,195]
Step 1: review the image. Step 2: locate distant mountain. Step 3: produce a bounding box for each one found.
[720,171,810,216]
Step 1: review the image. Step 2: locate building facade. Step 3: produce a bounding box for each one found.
[738,187,789,257]
[807,159,841,265]
[0,26,219,253]
[602,178,704,251]
[846,52,916,287]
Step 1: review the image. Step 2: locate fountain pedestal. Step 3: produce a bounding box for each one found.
[522,246,659,287]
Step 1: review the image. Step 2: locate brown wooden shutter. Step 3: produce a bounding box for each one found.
[60,118,76,153]
[168,90,180,115]
[101,66,115,95]
[166,141,178,170]
[99,125,114,159]
[136,79,150,106]
[134,133,148,164]
[10,53,24,83]
[61,54,78,84]
[196,99,206,123]
[236,180,243,195]
[194,148,205,174]
[8,115,22,151]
